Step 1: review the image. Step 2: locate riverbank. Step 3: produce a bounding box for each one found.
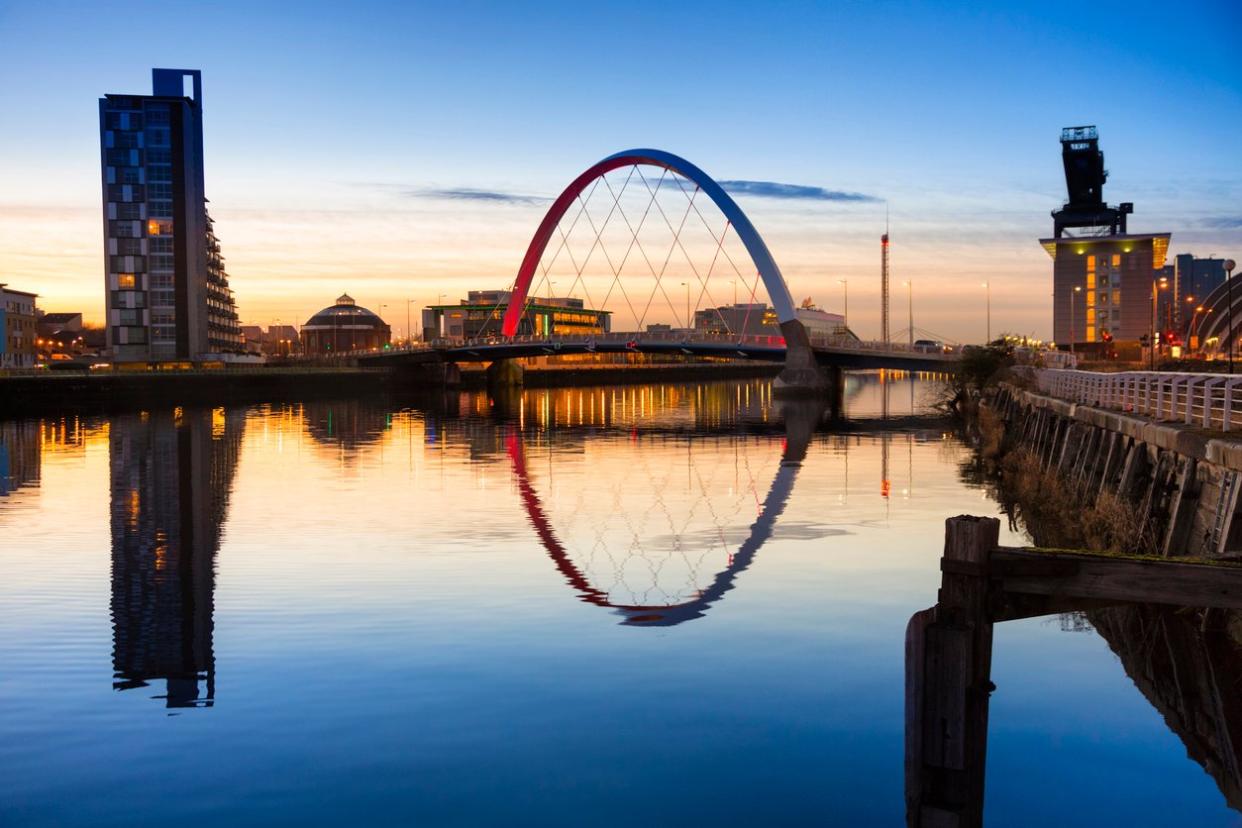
[0,367,397,417]
[457,360,781,388]
[976,382,1242,559]
[0,361,784,417]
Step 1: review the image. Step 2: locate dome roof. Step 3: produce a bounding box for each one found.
[302,295,389,330]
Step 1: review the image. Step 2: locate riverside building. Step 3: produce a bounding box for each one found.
[422,291,610,341]
[99,69,243,363]
[0,284,38,369]
[1040,126,1170,351]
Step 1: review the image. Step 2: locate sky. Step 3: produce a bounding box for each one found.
[0,0,1238,342]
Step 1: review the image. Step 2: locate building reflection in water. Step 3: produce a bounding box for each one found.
[109,407,244,708]
[0,420,41,497]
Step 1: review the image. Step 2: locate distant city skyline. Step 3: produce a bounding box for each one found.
[0,0,1238,342]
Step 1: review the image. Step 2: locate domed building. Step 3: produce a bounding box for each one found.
[300,294,391,354]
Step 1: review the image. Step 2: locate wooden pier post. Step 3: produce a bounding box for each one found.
[906,515,1000,828]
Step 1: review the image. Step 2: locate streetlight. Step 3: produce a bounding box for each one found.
[1150,275,1168,370]
[1070,285,1081,356]
[406,298,414,347]
[730,279,737,307]
[1227,259,1237,374]
[680,281,690,330]
[982,281,991,345]
[838,279,848,331]
[902,280,913,347]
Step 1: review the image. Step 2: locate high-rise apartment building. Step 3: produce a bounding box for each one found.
[99,69,242,362]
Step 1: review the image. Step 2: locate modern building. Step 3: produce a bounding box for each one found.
[422,290,610,341]
[99,69,243,362]
[0,284,38,369]
[694,302,847,339]
[1041,126,1171,348]
[301,294,391,354]
[1173,254,1230,326]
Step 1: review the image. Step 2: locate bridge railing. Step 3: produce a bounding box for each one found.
[1038,368,1242,432]
[448,330,959,357]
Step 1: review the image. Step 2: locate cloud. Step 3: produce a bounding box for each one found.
[410,187,549,206]
[1201,216,1242,229]
[718,180,880,203]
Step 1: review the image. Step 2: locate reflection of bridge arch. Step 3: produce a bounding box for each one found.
[500,148,798,338]
[505,402,820,626]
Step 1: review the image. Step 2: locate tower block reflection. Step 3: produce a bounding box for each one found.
[109,408,244,708]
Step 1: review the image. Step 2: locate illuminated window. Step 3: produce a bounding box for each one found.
[117,273,135,288]
[1112,254,1121,267]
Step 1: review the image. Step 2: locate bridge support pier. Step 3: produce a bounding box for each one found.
[487,358,525,390]
[774,320,830,397]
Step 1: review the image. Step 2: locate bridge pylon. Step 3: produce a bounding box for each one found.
[773,319,830,397]
[487,358,525,390]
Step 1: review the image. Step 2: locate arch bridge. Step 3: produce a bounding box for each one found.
[363,149,960,386]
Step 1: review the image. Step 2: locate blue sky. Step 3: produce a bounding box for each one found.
[0,0,1238,339]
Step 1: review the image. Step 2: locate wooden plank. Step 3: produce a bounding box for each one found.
[993,547,1242,609]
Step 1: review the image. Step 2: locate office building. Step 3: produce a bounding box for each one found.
[1041,126,1171,348]
[423,290,610,341]
[1174,254,1229,325]
[0,284,38,368]
[99,69,243,362]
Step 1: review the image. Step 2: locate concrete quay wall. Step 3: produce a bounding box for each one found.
[994,384,1242,559]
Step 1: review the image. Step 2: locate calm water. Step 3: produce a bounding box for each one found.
[1,375,1237,826]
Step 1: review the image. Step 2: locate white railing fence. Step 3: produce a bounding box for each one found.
[1038,369,1242,432]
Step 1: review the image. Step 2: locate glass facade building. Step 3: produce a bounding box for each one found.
[99,69,242,362]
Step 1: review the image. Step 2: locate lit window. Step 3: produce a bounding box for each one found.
[118,273,135,288]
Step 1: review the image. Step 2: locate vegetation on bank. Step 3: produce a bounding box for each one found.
[964,388,1158,556]
[936,338,1019,419]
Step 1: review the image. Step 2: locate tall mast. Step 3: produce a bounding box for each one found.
[881,206,890,345]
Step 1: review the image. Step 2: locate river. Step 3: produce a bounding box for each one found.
[1,374,1237,826]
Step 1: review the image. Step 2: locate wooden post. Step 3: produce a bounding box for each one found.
[906,515,1000,828]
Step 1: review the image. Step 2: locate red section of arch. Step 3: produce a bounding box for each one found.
[501,153,672,337]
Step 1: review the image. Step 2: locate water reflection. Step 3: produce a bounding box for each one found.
[0,421,40,497]
[905,535,1242,824]
[1091,604,1242,810]
[108,408,245,708]
[505,399,825,625]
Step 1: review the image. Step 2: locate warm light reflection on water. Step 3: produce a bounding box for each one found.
[0,374,1236,826]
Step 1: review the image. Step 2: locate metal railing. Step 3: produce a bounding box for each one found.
[1038,369,1242,432]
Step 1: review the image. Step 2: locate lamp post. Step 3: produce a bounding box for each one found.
[680,281,690,330]
[903,280,913,347]
[1227,259,1237,374]
[1070,285,1081,356]
[730,279,737,307]
[1150,275,1168,370]
[982,281,991,345]
[838,279,848,330]
[406,298,413,347]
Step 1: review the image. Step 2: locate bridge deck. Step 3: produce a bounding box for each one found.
[360,332,961,372]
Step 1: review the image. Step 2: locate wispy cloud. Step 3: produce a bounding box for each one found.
[719,180,880,203]
[1201,216,1242,229]
[411,187,549,206]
